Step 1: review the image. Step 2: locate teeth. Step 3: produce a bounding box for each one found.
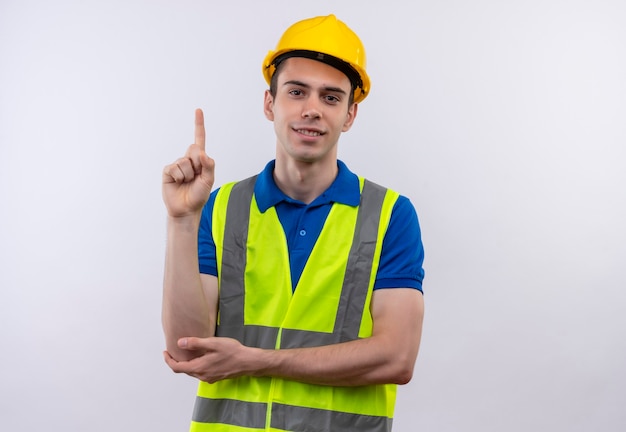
[297,129,321,137]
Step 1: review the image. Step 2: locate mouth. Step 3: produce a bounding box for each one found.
[294,128,324,137]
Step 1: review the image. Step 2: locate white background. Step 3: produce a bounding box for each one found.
[1,0,625,431]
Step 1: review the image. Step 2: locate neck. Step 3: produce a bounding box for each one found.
[273,157,338,204]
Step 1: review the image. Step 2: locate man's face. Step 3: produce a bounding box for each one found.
[264,57,357,165]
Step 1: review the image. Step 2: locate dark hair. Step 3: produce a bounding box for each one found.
[268,51,358,106]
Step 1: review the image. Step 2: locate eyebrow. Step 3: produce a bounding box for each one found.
[283,80,348,95]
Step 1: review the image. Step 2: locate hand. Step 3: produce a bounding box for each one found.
[163,337,255,384]
[162,109,215,218]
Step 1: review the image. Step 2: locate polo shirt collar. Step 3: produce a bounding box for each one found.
[254,160,361,212]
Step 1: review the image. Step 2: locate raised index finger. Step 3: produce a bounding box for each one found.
[194,108,205,150]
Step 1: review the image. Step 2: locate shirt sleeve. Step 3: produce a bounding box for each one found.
[374,195,425,292]
[198,188,219,276]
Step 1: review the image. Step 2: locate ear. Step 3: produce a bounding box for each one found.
[263,90,275,121]
[341,102,358,132]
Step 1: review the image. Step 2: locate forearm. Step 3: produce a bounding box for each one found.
[254,334,417,387]
[256,289,423,386]
[162,215,214,360]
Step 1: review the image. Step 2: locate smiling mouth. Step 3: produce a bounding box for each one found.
[295,129,323,137]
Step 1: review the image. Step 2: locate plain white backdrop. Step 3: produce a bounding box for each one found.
[1,0,625,431]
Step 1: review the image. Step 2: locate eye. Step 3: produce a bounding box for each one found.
[323,94,341,104]
[288,89,304,96]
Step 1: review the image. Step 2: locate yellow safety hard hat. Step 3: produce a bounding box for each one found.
[262,14,370,103]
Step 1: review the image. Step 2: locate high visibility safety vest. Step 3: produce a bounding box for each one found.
[191,175,400,432]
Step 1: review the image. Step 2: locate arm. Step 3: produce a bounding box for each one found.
[161,109,218,361]
[260,287,424,385]
[164,287,424,386]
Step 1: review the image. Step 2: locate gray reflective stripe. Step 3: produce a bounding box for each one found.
[216,176,257,343]
[192,397,267,429]
[218,324,279,349]
[335,180,387,343]
[280,328,337,349]
[218,177,388,349]
[271,403,393,432]
[192,399,392,432]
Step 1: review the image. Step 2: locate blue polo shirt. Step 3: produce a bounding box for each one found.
[198,160,424,292]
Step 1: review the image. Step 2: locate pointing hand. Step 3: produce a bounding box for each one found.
[162,109,215,218]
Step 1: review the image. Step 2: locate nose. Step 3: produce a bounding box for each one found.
[302,96,322,119]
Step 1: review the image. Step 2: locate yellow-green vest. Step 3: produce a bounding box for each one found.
[191,175,400,432]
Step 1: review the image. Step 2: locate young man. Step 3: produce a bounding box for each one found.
[162,14,425,432]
